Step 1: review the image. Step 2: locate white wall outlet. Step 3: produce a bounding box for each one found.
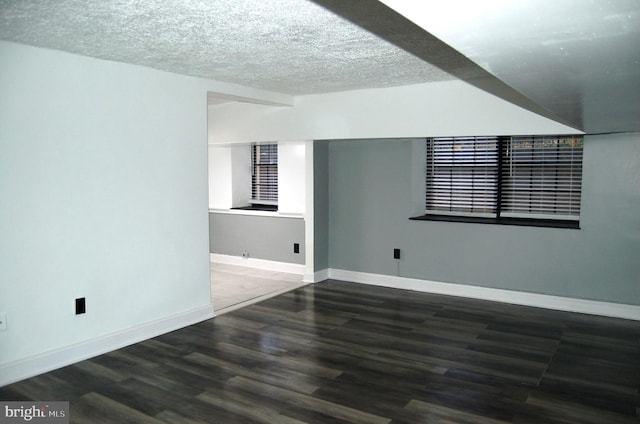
[241,252,249,258]
[0,312,6,331]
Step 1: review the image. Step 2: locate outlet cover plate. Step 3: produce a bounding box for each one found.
[75,298,86,315]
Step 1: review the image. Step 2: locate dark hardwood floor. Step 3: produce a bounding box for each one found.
[2,280,639,423]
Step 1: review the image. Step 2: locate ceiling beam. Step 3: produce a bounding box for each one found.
[311,0,581,131]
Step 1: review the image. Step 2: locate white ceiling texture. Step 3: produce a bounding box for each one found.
[1,0,638,133]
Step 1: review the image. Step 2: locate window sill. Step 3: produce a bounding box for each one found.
[209,208,304,219]
[233,205,278,212]
[409,214,580,229]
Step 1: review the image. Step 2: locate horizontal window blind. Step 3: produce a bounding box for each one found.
[426,137,498,214]
[424,135,583,224]
[251,143,278,202]
[501,136,583,218]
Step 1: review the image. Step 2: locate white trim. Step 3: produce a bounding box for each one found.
[303,268,329,284]
[328,269,640,321]
[211,253,305,275]
[304,140,315,287]
[314,269,330,283]
[208,208,304,219]
[0,304,214,386]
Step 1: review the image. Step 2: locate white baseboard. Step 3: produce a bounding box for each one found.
[302,268,329,284]
[210,253,305,275]
[0,304,214,387]
[315,269,330,283]
[328,269,640,321]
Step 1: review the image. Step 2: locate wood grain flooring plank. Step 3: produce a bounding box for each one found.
[522,390,640,424]
[154,399,252,424]
[247,364,326,395]
[412,375,527,422]
[443,367,537,392]
[73,359,130,384]
[475,329,560,354]
[4,370,87,401]
[399,399,512,424]
[226,375,392,424]
[151,359,234,392]
[71,392,164,424]
[197,387,308,424]
[94,349,161,374]
[311,375,412,418]
[154,409,208,424]
[543,354,640,389]
[252,303,355,331]
[535,378,638,417]
[93,377,188,417]
[464,342,553,364]
[129,365,212,398]
[324,325,548,380]
[254,350,344,380]
[299,337,448,376]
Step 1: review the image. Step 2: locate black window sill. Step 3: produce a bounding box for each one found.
[410,214,580,229]
[232,205,278,212]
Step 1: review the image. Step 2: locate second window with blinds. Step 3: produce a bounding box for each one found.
[250,143,278,211]
[413,135,584,229]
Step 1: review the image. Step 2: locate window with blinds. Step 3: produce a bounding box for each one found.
[423,135,583,228]
[251,143,278,204]
[426,136,498,215]
[502,136,583,218]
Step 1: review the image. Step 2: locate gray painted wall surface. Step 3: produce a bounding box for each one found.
[209,213,305,264]
[314,141,330,270]
[326,134,640,305]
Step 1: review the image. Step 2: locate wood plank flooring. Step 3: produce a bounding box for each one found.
[2,280,639,423]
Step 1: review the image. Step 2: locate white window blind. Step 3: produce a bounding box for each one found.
[426,137,498,214]
[251,143,278,203]
[502,136,583,219]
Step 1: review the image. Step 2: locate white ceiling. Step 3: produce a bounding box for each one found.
[1,0,638,133]
[377,0,640,133]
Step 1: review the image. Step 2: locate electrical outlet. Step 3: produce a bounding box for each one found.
[75,297,86,315]
[241,252,249,258]
[393,248,401,259]
[0,312,6,331]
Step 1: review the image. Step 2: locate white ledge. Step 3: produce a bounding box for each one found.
[208,208,304,219]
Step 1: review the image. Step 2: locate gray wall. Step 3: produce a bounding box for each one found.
[326,133,640,305]
[209,213,305,264]
[314,141,330,270]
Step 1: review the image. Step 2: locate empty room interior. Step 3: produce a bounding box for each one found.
[1,1,639,423]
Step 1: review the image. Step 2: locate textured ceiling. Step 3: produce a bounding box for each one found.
[0,0,455,95]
